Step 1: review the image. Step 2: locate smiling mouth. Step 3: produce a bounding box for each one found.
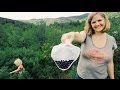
[95,26,102,28]
[95,24,104,29]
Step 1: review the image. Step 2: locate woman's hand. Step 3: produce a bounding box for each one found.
[61,32,75,44]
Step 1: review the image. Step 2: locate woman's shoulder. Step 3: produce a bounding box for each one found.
[107,34,116,41]
[107,34,117,50]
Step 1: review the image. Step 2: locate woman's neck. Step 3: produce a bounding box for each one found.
[93,32,106,37]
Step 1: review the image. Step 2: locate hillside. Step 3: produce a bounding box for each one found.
[20,12,120,26]
[20,13,89,26]
[106,12,120,18]
[1,12,120,26]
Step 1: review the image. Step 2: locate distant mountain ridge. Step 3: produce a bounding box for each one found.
[20,13,89,26]
[0,12,120,26]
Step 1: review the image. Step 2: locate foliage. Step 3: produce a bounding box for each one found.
[0,12,120,79]
[0,66,10,79]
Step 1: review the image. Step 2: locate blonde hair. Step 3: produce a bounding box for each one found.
[14,58,22,65]
[84,12,110,35]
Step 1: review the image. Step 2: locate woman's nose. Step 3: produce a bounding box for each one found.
[95,21,100,26]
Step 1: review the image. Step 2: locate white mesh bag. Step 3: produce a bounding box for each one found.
[51,42,80,71]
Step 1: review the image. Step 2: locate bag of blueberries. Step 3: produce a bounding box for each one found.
[51,42,80,71]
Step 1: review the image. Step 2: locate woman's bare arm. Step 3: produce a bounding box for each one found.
[61,31,86,43]
[107,51,115,79]
[107,60,114,79]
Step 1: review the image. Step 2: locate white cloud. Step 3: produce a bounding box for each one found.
[0,12,90,20]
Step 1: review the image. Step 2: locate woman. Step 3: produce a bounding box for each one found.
[10,58,25,74]
[61,12,117,79]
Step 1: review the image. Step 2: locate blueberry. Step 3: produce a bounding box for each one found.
[55,60,74,69]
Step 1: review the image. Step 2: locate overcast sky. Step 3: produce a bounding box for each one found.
[0,12,90,20]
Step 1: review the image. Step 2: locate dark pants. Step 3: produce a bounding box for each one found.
[76,74,83,79]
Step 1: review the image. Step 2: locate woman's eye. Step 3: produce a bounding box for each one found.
[98,19,102,22]
[91,21,95,24]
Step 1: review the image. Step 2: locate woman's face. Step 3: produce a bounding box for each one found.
[91,14,106,33]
